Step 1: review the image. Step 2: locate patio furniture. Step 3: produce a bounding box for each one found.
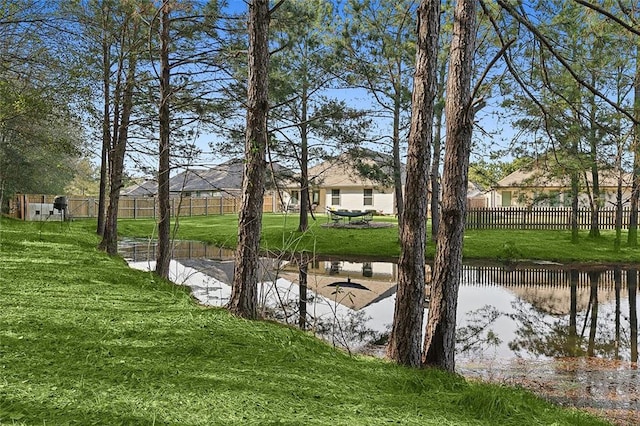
[327,208,373,225]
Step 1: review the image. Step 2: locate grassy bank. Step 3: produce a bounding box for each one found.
[98,213,640,263]
[0,217,608,425]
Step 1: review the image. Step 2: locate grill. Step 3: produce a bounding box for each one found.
[53,196,67,211]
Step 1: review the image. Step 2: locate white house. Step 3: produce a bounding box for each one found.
[284,153,403,215]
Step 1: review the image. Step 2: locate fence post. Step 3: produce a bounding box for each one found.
[22,194,27,220]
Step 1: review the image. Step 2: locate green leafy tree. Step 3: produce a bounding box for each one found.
[97,2,147,255]
[630,41,640,246]
[211,1,370,232]
[337,0,417,231]
[495,1,638,242]
[0,2,82,210]
[268,0,370,232]
[64,158,100,196]
[0,80,81,208]
[468,158,529,189]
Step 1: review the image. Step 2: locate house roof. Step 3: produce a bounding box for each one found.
[122,159,293,196]
[121,179,157,197]
[170,160,244,193]
[307,150,405,189]
[467,181,485,198]
[279,269,397,311]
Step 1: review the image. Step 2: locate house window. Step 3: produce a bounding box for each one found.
[363,189,373,206]
[501,191,512,207]
[312,190,320,205]
[331,189,340,205]
[291,190,299,204]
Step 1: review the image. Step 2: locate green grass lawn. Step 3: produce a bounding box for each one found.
[0,217,609,425]
[87,213,640,264]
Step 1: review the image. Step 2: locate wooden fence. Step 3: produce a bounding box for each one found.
[13,196,636,231]
[117,196,239,218]
[465,207,635,230]
[461,264,634,289]
[10,193,282,220]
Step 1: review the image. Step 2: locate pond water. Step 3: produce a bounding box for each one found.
[120,240,639,423]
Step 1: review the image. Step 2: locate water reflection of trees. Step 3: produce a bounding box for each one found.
[456,305,502,357]
[257,256,385,354]
[508,269,638,361]
[262,292,382,354]
[628,270,638,362]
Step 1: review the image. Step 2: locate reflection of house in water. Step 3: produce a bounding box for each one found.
[281,260,398,311]
[462,266,627,315]
[508,286,606,316]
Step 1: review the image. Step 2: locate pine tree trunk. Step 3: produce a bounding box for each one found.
[570,171,579,243]
[228,0,270,319]
[156,4,172,279]
[393,96,404,232]
[298,83,309,232]
[422,0,476,372]
[97,10,110,237]
[386,0,440,367]
[430,84,445,242]
[614,156,623,252]
[629,156,640,246]
[588,85,600,238]
[99,45,137,256]
[628,45,640,247]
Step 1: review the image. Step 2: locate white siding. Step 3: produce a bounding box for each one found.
[325,187,395,214]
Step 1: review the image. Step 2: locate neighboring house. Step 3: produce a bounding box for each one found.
[284,152,404,215]
[168,159,245,198]
[121,179,157,197]
[467,181,488,208]
[488,166,633,208]
[280,260,398,311]
[122,159,293,201]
